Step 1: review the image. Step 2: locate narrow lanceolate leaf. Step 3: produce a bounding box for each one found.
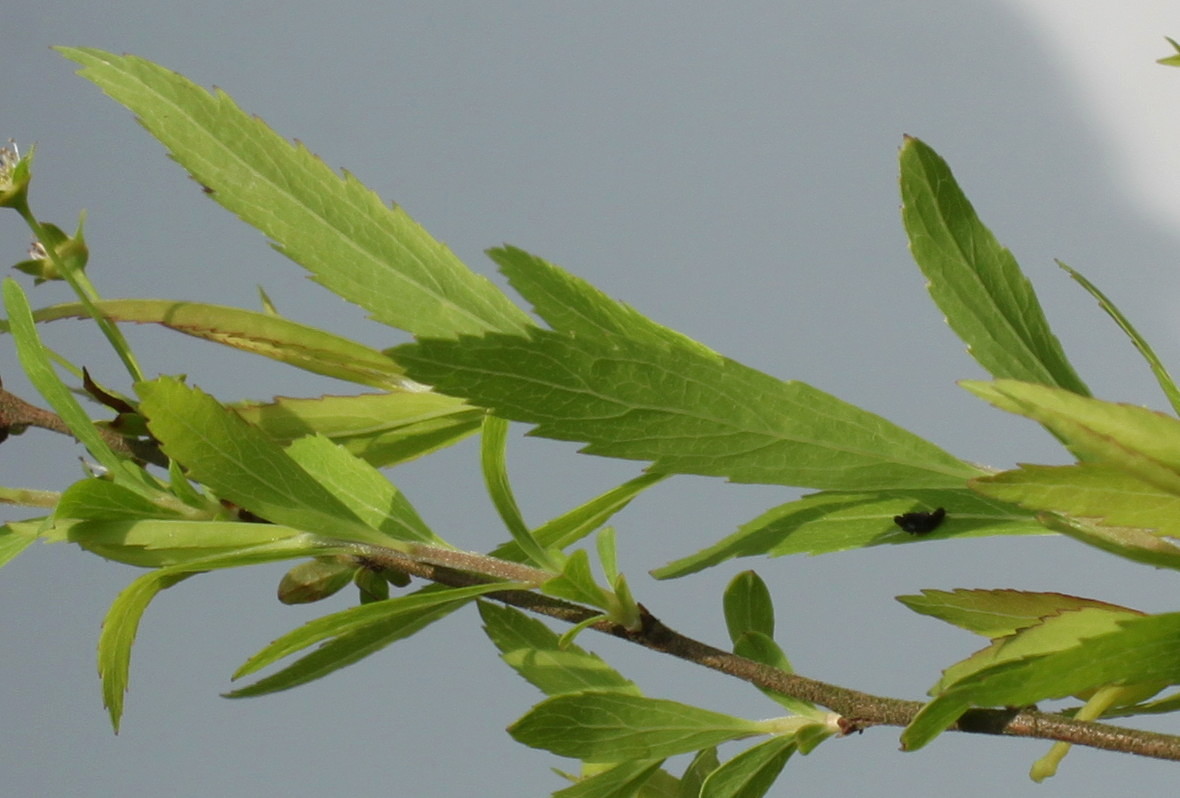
[1038,513,1180,571]
[232,392,482,469]
[552,760,667,798]
[973,463,1180,537]
[283,434,442,545]
[494,472,666,562]
[490,245,717,356]
[32,299,407,389]
[652,488,1042,579]
[896,588,1136,639]
[478,601,640,697]
[3,280,151,491]
[1057,262,1180,415]
[397,330,981,491]
[227,583,505,696]
[900,137,1088,395]
[902,612,1180,751]
[699,737,794,798]
[932,605,1145,695]
[99,537,332,731]
[962,380,1180,492]
[509,692,763,762]
[59,48,531,339]
[0,524,37,568]
[136,377,386,546]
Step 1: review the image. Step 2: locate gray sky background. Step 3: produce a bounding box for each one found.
[4,3,1180,796]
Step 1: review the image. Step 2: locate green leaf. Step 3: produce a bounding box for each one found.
[973,463,1180,537]
[283,434,442,545]
[25,515,308,567]
[58,48,532,339]
[55,479,190,522]
[552,760,667,798]
[1158,36,1180,66]
[31,299,408,390]
[497,472,666,561]
[899,137,1088,395]
[3,279,151,489]
[226,582,505,697]
[897,588,1136,638]
[136,377,389,546]
[1038,512,1180,571]
[1057,261,1180,415]
[932,605,1145,695]
[232,392,482,469]
[98,537,332,731]
[543,549,611,610]
[962,379,1180,492]
[478,601,640,697]
[480,414,558,569]
[509,692,763,762]
[0,524,37,568]
[397,330,981,491]
[490,245,717,356]
[723,571,775,644]
[902,612,1180,751]
[700,737,794,798]
[678,748,721,798]
[653,488,1042,578]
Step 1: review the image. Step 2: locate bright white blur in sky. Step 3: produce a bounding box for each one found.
[4,3,1180,797]
[1008,1,1180,229]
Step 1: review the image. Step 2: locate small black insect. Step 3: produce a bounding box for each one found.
[893,507,946,535]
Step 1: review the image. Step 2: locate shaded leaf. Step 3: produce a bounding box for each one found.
[32,299,408,390]
[653,488,1041,579]
[232,392,482,468]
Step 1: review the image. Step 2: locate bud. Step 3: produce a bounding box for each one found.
[354,567,391,604]
[12,216,89,284]
[0,140,32,210]
[277,558,357,604]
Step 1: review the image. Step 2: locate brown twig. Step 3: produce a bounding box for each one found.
[0,385,165,466]
[347,541,1180,763]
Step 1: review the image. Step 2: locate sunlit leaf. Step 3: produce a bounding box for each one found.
[478,601,640,697]
[899,137,1087,395]
[59,48,532,339]
[700,737,794,798]
[902,612,1180,751]
[509,692,763,762]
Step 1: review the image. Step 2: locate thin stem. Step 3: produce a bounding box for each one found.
[349,539,1180,764]
[16,206,144,382]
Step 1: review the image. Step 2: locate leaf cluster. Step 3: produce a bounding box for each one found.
[1,44,1180,794]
